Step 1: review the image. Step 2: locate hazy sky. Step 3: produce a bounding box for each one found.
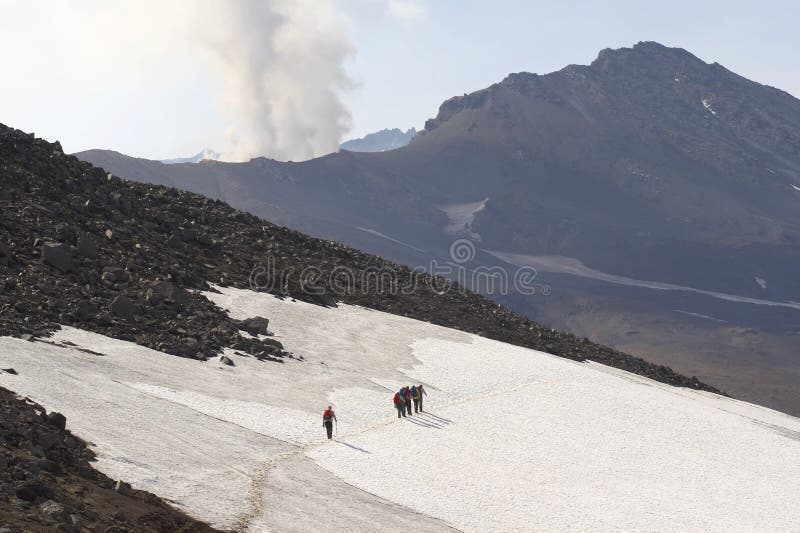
[1,0,798,160]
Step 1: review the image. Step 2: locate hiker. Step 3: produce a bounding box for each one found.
[322,405,337,439]
[403,386,412,416]
[397,389,407,417]
[393,391,404,418]
[411,385,421,413]
[417,384,428,412]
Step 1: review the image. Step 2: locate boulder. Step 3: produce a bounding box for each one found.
[300,279,337,307]
[1,368,17,375]
[46,411,67,431]
[165,234,184,249]
[219,355,235,366]
[261,338,284,350]
[76,234,97,258]
[41,242,74,273]
[181,227,199,242]
[75,300,99,322]
[38,432,59,451]
[39,500,67,521]
[114,480,132,495]
[237,316,270,336]
[109,295,135,321]
[15,483,53,502]
[145,281,187,304]
[101,267,128,284]
[0,242,12,265]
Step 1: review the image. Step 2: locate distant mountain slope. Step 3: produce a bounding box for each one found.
[1,122,714,389]
[340,128,417,152]
[161,148,219,165]
[75,42,800,415]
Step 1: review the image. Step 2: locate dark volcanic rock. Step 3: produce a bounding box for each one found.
[76,233,97,258]
[75,300,99,322]
[114,480,132,495]
[15,482,53,502]
[0,242,11,266]
[219,355,235,366]
[109,295,135,321]
[236,316,270,336]
[46,412,67,431]
[41,242,74,273]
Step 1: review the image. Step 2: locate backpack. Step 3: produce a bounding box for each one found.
[323,409,332,421]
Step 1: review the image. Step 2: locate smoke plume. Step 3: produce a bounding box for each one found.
[195,0,355,162]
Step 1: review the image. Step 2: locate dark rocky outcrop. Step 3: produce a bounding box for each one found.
[236,317,270,336]
[0,386,218,531]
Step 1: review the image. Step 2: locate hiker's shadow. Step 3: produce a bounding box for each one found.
[405,411,453,430]
[337,440,371,453]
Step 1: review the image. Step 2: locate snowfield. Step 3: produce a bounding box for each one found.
[2,285,800,532]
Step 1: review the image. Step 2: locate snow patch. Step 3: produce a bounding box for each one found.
[702,98,717,116]
[3,287,800,531]
[439,198,488,240]
[489,252,800,311]
[355,227,425,253]
[674,309,727,323]
[755,277,767,290]
[792,184,800,192]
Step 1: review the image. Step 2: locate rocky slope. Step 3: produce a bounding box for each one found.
[0,385,218,532]
[0,122,719,392]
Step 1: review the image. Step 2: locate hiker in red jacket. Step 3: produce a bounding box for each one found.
[322,405,337,439]
[393,392,404,418]
[403,386,413,417]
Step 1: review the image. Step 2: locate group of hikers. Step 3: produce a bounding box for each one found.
[321,384,429,440]
[393,384,427,418]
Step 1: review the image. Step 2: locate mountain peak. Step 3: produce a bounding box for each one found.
[591,41,707,72]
